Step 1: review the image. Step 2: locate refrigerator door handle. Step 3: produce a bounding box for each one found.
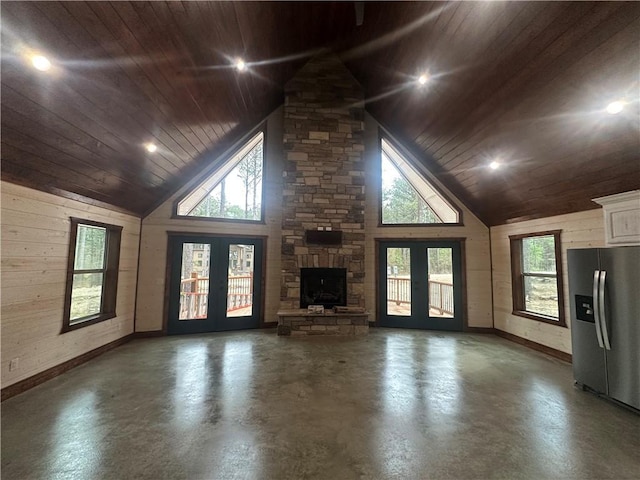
[599,270,611,350]
[593,270,604,349]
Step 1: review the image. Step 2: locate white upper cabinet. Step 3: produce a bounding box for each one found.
[593,190,640,246]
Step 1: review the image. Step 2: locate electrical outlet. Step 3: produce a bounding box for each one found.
[9,358,19,372]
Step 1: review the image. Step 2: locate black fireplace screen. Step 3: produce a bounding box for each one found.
[300,268,347,309]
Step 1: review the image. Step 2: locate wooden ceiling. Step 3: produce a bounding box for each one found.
[1,1,639,225]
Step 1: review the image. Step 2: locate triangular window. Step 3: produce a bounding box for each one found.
[177,132,264,221]
[381,138,460,224]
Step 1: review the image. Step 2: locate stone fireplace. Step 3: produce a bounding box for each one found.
[277,53,368,335]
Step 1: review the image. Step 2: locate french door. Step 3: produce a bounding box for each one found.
[167,235,263,334]
[378,240,463,331]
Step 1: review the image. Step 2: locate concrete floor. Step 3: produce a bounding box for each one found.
[2,329,639,480]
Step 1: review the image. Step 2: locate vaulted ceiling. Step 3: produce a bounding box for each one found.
[2,1,639,225]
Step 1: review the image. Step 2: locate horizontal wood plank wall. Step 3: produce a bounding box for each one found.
[1,181,141,389]
[135,108,284,332]
[490,209,605,354]
[1,334,133,401]
[363,114,493,328]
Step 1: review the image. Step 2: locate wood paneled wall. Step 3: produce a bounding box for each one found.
[490,210,605,354]
[363,115,493,328]
[135,108,284,331]
[1,181,140,389]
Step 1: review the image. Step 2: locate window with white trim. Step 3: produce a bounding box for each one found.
[380,138,460,224]
[176,131,264,221]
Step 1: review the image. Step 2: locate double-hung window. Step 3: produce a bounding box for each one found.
[509,230,566,326]
[62,218,122,332]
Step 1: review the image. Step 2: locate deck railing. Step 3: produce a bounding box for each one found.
[387,277,454,316]
[180,273,252,319]
[179,274,453,319]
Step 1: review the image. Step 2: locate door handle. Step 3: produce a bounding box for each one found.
[599,270,611,350]
[593,270,604,349]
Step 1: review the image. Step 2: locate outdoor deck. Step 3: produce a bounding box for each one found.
[180,274,253,320]
[386,277,454,318]
[178,275,455,320]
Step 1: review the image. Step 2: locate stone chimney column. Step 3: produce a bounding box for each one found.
[280,53,366,310]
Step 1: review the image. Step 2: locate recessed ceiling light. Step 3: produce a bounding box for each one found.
[606,101,625,115]
[235,58,246,72]
[145,143,157,153]
[31,54,51,72]
[418,73,430,85]
[489,161,500,170]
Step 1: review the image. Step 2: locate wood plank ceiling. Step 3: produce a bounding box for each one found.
[1,1,639,225]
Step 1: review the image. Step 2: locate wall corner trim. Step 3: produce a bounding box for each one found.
[464,327,495,334]
[133,330,166,338]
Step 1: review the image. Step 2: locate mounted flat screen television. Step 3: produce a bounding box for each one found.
[305,230,342,246]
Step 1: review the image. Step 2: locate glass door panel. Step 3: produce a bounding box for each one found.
[227,244,254,318]
[386,247,411,316]
[379,241,463,331]
[427,248,454,318]
[168,236,263,335]
[179,243,211,320]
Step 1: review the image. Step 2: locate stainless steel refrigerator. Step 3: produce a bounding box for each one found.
[568,246,640,410]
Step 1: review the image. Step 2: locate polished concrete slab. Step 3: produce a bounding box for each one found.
[2,329,639,479]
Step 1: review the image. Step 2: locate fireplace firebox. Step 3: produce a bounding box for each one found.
[300,268,347,309]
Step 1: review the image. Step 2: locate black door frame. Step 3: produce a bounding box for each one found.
[376,238,466,331]
[164,232,266,335]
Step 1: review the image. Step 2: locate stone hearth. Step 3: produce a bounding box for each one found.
[277,310,368,336]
